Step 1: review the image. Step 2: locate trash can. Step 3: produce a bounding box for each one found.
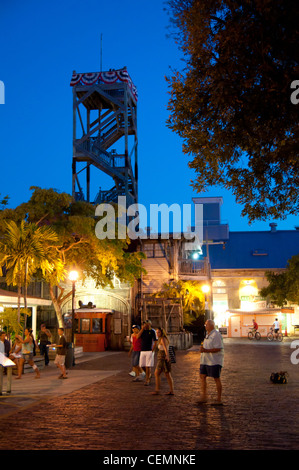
[65,342,74,369]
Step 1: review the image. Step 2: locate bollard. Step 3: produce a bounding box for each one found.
[6,367,12,393]
[0,366,13,395]
[0,352,16,394]
[65,343,74,369]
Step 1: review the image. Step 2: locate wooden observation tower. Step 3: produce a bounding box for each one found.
[70,68,138,206]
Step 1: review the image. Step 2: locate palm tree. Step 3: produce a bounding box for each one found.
[0,220,59,325]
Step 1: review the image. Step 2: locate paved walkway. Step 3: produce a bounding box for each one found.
[0,338,299,451]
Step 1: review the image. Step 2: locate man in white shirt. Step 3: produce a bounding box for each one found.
[199,319,224,405]
[273,318,280,339]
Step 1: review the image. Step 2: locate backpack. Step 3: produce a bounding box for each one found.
[270,371,288,384]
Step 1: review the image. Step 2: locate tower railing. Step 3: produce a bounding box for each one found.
[71,67,138,206]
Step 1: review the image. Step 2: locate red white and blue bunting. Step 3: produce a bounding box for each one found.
[70,68,138,101]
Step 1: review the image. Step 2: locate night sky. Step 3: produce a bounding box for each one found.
[0,0,298,233]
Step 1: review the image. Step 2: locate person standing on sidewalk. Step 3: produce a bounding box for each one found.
[15,328,41,379]
[137,320,157,386]
[199,320,224,405]
[37,324,51,366]
[151,327,174,396]
[50,328,67,379]
[128,325,144,382]
[9,336,22,369]
[0,331,10,357]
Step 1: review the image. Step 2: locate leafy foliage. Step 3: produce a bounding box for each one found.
[166,0,299,222]
[0,220,59,287]
[0,219,60,327]
[260,254,299,306]
[0,307,29,337]
[154,279,205,325]
[0,194,9,210]
[0,187,145,327]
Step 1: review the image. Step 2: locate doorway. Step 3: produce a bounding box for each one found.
[230,315,241,337]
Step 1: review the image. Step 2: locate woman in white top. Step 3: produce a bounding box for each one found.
[9,337,22,368]
[151,327,174,396]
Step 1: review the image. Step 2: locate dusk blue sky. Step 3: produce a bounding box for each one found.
[0,0,298,233]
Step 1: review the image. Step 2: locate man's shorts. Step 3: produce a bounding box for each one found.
[200,364,222,378]
[139,350,154,368]
[131,350,140,367]
[54,355,66,366]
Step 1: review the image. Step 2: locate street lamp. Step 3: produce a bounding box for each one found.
[201,284,210,295]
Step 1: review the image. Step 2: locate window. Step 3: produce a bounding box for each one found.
[142,243,165,258]
[80,318,90,333]
[92,318,103,333]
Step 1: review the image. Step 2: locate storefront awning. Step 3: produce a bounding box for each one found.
[227,308,282,315]
[0,289,52,307]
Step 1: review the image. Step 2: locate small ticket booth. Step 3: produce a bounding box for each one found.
[74,308,112,352]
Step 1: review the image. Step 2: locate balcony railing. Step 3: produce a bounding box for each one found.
[178,258,209,276]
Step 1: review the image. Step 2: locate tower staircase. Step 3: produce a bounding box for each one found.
[71,68,138,207]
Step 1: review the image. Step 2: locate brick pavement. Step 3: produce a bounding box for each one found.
[0,339,299,451]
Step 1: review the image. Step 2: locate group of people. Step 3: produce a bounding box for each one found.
[0,325,68,380]
[128,320,174,395]
[128,318,225,404]
[3,316,282,403]
[0,328,40,378]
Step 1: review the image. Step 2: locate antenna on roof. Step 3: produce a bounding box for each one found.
[100,33,103,71]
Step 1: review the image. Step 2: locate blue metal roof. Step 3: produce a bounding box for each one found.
[208,230,299,270]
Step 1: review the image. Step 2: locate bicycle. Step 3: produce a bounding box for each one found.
[267,327,283,342]
[248,328,261,340]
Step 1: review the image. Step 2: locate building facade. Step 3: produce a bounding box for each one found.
[135,197,299,338]
[60,276,132,350]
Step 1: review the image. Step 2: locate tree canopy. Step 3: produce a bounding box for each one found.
[0,194,9,210]
[166,0,299,222]
[260,253,299,307]
[0,187,145,327]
